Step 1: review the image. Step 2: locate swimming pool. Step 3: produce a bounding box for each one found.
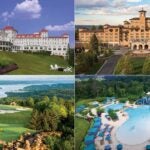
[105,103,125,112]
[116,105,150,145]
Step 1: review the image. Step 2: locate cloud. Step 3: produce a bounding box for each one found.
[127,0,141,2]
[1,0,42,21]
[76,0,110,8]
[1,11,14,21]
[14,0,42,19]
[45,21,74,31]
[76,0,142,9]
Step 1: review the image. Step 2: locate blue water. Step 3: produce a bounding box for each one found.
[105,103,125,112]
[0,76,74,98]
[116,105,150,145]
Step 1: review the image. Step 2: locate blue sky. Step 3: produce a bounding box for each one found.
[0,0,74,47]
[75,0,150,25]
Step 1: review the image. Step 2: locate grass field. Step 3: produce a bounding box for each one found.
[0,105,23,110]
[75,117,90,150]
[0,51,74,75]
[114,56,145,74]
[0,106,33,142]
[130,57,145,74]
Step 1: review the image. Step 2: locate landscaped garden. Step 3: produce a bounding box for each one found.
[0,51,74,75]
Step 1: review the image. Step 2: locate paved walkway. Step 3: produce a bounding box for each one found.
[96,48,129,75]
[96,55,121,75]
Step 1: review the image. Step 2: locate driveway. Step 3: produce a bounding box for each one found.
[96,48,129,75]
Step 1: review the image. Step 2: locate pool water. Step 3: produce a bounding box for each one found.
[116,105,150,145]
[105,103,125,112]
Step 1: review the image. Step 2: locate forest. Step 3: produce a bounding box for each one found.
[76,76,150,102]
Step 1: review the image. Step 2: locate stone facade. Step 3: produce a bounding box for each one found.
[78,9,150,50]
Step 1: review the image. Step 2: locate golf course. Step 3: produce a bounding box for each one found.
[0,105,33,142]
[0,51,74,75]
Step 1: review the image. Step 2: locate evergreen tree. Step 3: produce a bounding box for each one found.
[89,34,99,54]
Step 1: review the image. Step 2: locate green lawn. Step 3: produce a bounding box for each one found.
[114,56,145,74]
[0,51,74,75]
[0,104,24,110]
[0,109,33,142]
[130,57,145,74]
[75,117,90,150]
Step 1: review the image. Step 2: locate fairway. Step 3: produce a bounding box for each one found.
[0,51,73,75]
[0,109,33,142]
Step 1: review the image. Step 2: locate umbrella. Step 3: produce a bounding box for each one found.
[116,144,123,150]
[104,144,111,150]
[106,128,111,132]
[105,132,110,136]
[105,135,111,141]
[146,145,150,150]
[98,131,104,137]
[84,144,96,150]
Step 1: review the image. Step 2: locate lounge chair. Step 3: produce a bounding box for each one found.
[116,144,123,150]
[50,65,56,70]
[84,135,95,145]
[145,145,150,150]
[54,64,59,69]
[104,144,112,150]
[88,128,99,135]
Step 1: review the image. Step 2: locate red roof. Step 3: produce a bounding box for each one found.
[4,26,16,31]
[16,34,41,38]
[40,29,48,32]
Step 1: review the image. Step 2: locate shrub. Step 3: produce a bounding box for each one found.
[0,57,14,67]
[108,109,118,120]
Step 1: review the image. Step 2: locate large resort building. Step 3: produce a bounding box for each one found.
[78,9,150,50]
[0,26,69,57]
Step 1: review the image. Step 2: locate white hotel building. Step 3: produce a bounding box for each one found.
[0,26,69,57]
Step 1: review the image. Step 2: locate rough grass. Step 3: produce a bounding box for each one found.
[75,117,90,150]
[0,110,33,142]
[0,51,74,75]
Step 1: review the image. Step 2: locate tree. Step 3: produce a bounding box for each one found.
[142,57,150,74]
[98,25,103,30]
[91,25,96,30]
[108,109,118,120]
[67,47,74,67]
[89,34,99,54]
[26,97,34,107]
[29,109,39,129]
[75,29,79,40]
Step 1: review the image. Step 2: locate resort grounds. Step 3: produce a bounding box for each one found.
[0,51,74,75]
[75,98,150,150]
